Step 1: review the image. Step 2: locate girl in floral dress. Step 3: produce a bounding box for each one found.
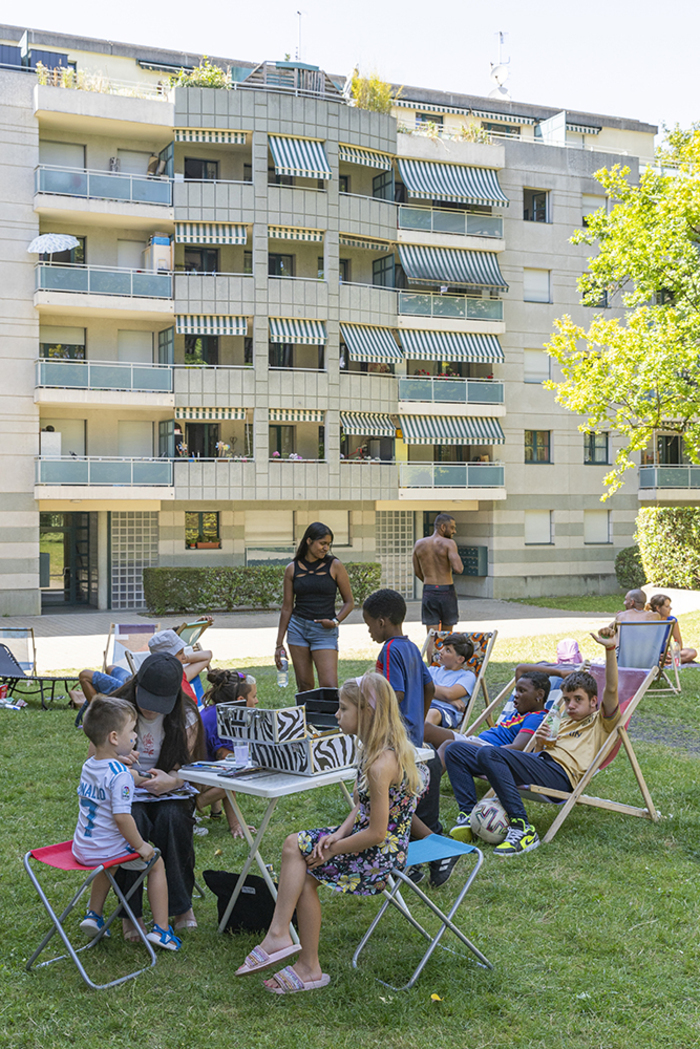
[235,672,426,993]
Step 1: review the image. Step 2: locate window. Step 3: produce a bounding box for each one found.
[523,268,551,303]
[244,251,253,275]
[525,430,551,463]
[373,169,394,201]
[584,432,608,464]
[481,121,520,137]
[339,174,350,194]
[524,510,552,545]
[185,511,220,549]
[269,342,294,368]
[523,189,548,222]
[582,194,606,226]
[184,157,219,180]
[269,424,295,458]
[185,422,219,458]
[268,253,294,277]
[184,248,218,273]
[339,258,351,283]
[185,335,219,366]
[40,325,86,360]
[244,336,253,365]
[317,256,324,280]
[373,254,395,288]
[523,348,550,383]
[43,235,85,265]
[268,167,294,187]
[243,163,253,183]
[416,112,443,128]
[583,510,610,545]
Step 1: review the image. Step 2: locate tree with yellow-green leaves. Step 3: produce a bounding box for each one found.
[546,126,700,497]
[349,69,396,114]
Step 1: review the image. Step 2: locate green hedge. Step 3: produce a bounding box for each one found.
[143,562,382,615]
[636,507,700,589]
[614,545,646,590]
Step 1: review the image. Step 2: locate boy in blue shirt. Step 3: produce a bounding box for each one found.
[425,634,477,730]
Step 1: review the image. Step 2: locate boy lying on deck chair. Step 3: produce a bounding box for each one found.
[446,630,620,858]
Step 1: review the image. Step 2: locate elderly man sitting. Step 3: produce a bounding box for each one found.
[612,589,661,626]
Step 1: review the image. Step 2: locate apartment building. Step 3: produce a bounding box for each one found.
[0,26,659,615]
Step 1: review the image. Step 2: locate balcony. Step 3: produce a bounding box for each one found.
[267,275,328,317]
[398,291,503,322]
[174,272,255,314]
[398,205,503,240]
[35,358,174,408]
[638,465,700,501]
[339,282,398,327]
[35,165,172,206]
[338,192,398,243]
[35,456,174,500]
[398,460,506,500]
[174,458,257,501]
[36,263,172,298]
[173,179,255,222]
[339,371,398,415]
[173,365,255,406]
[398,376,504,413]
[339,460,399,500]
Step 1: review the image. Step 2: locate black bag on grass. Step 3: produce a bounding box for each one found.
[202,869,297,934]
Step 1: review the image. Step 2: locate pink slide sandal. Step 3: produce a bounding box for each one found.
[235,943,301,976]
[264,965,331,994]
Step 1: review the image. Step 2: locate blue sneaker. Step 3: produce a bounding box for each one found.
[79,910,110,938]
[146,923,182,951]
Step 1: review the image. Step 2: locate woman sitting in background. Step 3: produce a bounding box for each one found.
[646,593,698,664]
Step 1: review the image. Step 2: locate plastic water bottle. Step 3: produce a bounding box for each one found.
[540,701,562,747]
[671,641,681,670]
[277,657,289,688]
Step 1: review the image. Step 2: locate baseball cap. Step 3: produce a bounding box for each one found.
[136,654,183,714]
[148,629,185,657]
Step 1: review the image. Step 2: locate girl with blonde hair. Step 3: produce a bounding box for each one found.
[235,671,426,993]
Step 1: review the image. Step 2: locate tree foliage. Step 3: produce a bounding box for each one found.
[169,57,231,89]
[614,545,646,590]
[349,69,396,114]
[636,507,700,588]
[546,126,700,495]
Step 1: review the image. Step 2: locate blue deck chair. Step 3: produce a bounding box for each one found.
[617,620,676,695]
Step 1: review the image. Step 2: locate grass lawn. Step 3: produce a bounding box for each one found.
[5,637,700,1049]
[508,593,628,615]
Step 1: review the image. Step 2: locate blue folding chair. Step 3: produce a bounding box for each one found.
[352,835,493,990]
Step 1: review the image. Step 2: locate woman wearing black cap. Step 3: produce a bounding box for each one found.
[112,653,205,939]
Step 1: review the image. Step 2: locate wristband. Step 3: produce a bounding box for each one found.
[332,618,339,627]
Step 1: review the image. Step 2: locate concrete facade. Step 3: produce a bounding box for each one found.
[0,27,658,611]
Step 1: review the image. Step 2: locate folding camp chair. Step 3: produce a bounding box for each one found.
[0,627,37,675]
[24,842,160,990]
[352,835,492,991]
[102,623,160,672]
[0,644,78,710]
[421,630,498,731]
[481,664,660,843]
[617,620,677,696]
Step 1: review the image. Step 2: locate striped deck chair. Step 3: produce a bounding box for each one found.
[102,622,160,672]
[421,629,498,732]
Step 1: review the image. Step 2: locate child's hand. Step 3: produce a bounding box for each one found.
[307,833,339,867]
[121,748,140,767]
[591,630,617,649]
[138,843,155,862]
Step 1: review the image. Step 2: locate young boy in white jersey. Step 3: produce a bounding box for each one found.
[73,696,181,950]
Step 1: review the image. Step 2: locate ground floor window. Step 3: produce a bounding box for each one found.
[185,511,221,549]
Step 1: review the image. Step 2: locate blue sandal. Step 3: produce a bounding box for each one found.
[146,924,182,951]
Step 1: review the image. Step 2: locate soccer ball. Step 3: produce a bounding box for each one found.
[470,798,510,844]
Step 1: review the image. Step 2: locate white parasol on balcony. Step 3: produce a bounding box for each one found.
[27,233,80,259]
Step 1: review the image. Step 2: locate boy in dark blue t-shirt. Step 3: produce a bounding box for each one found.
[363,589,459,888]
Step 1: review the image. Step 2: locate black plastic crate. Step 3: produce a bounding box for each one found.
[295,687,339,730]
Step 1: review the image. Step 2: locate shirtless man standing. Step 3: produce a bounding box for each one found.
[413,513,464,634]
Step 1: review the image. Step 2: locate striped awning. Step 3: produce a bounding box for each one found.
[339,234,393,251]
[566,122,601,135]
[393,98,470,118]
[470,109,536,125]
[176,407,246,420]
[396,159,509,206]
[269,408,324,422]
[340,411,395,437]
[269,135,332,180]
[400,330,504,364]
[400,416,505,446]
[338,144,392,171]
[398,244,508,290]
[175,129,248,144]
[269,318,327,345]
[268,226,324,242]
[176,315,248,336]
[340,324,402,363]
[175,223,248,245]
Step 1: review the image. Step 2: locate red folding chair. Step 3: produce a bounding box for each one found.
[24,841,160,989]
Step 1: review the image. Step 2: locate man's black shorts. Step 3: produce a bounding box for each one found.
[421,584,459,627]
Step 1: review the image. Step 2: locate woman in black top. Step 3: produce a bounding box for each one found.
[275,521,354,691]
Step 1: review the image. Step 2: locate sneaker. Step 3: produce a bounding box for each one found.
[449,812,473,844]
[405,865,426,885]
[146,923,182,952]
[79,910,110,938]
[429,854,461,888]
[493,818,540,858]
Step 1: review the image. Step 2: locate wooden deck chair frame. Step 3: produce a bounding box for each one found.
[481,665,660,843]
[174,618,212,650]
[102,622,160,672]
[421,629,498,732]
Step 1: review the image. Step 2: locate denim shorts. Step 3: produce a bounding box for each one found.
[92,666,131,695]
[287,614,339,651]
[429,699,463,729]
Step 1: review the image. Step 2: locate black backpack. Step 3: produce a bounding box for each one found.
[202,869,297,934]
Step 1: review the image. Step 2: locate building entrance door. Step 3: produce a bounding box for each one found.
[39,512,96,608]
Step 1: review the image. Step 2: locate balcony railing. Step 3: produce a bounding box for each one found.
[36,263,172,299]
[399,461,505,488]
[398,206,503,239]
[398,376,504,405]
[639,465,700,489]
[35,165,172,206]
[35,456,173,485]
[398,291,503,321]
[36,358,173,393]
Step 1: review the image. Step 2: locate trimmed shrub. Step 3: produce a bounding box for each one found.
[614,545,646,590]
[143,562,382,615]
[636,507,700,589]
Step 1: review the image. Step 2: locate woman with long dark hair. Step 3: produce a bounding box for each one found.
[111,653,205,940]
[275,521,354,691]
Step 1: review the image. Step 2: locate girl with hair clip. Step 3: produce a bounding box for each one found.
[235,671,427,994]
[196,668,258,838]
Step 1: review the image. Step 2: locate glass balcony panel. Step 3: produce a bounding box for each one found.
[466,214,503,238]
[400,463,434,487]
[89,460,132,484]
[133,272,172,298]
[89,268,132,296]
[398,292,433,316]
[37,265,88,292]
[89,363,131,389]
[398,377,431,401]
[37,360,88,387]
[132,365,172,391]
[432,295,465,318]
[398,206,433,231]
[466,298,503,321]
[89,172,133,201]
[37,459,89,484]
[467,380,504,404]
[131,178,171,205]
[434,463,467,486]
[133,460,171,484]
[432,210,466,235]
[433,379,467,403]
[37,167,88,196]
[467,464,504,486]
[691,467,700,487]
[638,467,655,487]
